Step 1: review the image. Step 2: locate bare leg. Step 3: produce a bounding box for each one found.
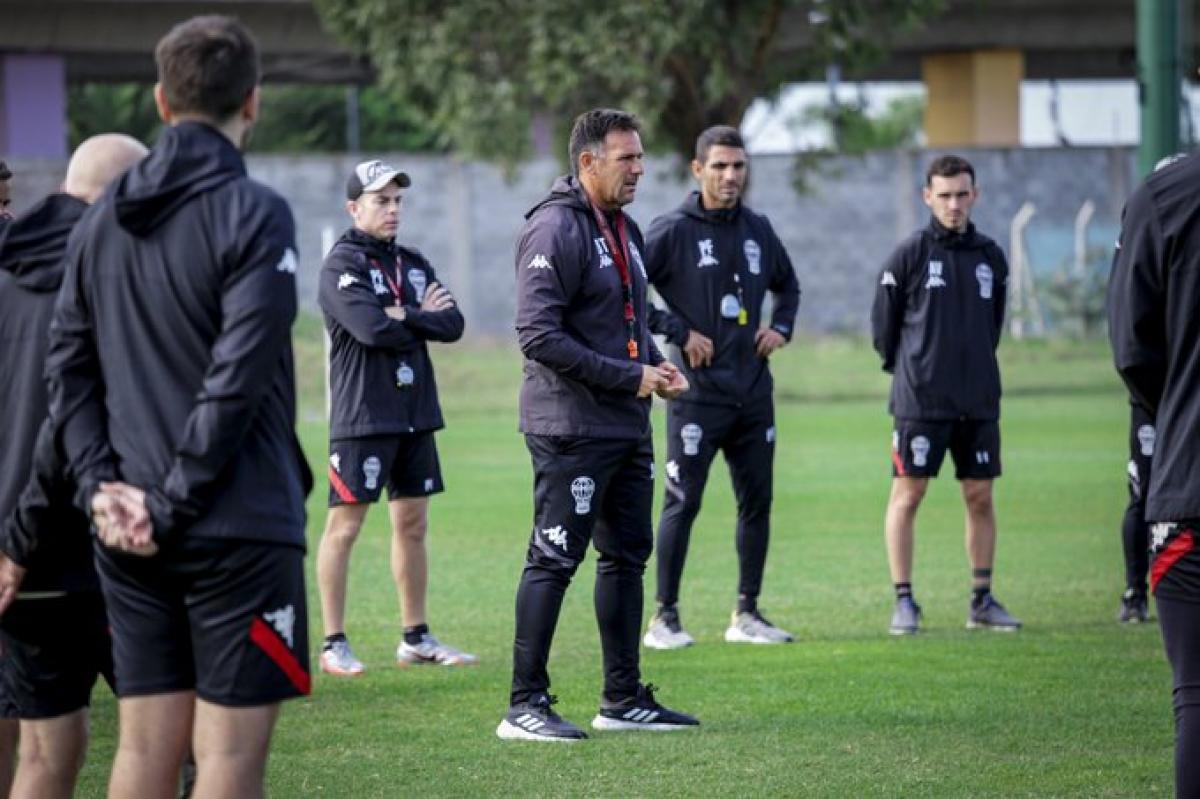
[885,477,930,584]
[388,498,429,628]
[961,479,997,586]
[10,710,89,799]
[316,503,371,637]
[0,717,17,797]
[190,700,279,799]
[107,692,194,799]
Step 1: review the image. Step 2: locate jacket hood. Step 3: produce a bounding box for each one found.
[525,175,592,219]
[0,193,88,291]
[113,121,245,237]
[680,190,740,224]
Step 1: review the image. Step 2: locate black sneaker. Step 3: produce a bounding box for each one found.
[496,694,587,742]
[1118,589,1150,624]
[591,683,699,732]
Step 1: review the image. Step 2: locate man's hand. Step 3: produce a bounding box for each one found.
[93,482,158,557]
[654,361,690,400]
[755,328,787,359]
[0,555,27,617]
[683,330,714,369]
[420,282,456,312]
[384,305,407,321]
[637,364,669,398]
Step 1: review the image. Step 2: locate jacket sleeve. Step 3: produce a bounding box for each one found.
[643,217,691,346]
[990,244,1010,347]
[0,420,73,567]
[515,212,643,394]
[45,224,120,513]
[871,244,908,373]
[1108,188,1168,413]
[318,246,419,351]
[141,195,301,542]
[401,263,465,343]
[765,224,800,340]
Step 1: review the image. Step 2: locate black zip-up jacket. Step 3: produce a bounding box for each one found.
[0,193,96,592]
[515,176,664,438]
[318,228,463,439]
[1108,153,1200,522]
[645,191,800,407]
[871,218,1008,421]
[46,121,312,549]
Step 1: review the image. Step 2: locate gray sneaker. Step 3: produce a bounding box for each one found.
[397,633,479,666]
[967,594,1022,631]
[320,638,366,677]
[724,610,794,644]
[889,596,922,636]
[643,610,696,650]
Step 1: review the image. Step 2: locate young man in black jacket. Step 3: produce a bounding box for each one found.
[1108,151,1200,798]
[44,17,312,798]
[497,108,696,742]
[315,159,474,676]
[871,155,1020,636]
[642,125,801,649]
[0,133,146,799]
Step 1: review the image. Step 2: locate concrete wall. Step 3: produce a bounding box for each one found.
[5,145,1136,336]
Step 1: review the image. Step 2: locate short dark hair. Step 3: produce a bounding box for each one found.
[0,161,10,181]
[568,108,641,176]
[926,155,975,186]
[695,125,744,163]
[155,15,260,123]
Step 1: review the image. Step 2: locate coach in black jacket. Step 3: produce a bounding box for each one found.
[642,125,800,651]
[315,159,475,676]
[870,154,1020,637]
[497,109,697,743]
[1108,151,1200,798]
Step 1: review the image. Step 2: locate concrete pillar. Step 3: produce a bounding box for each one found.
[922,50,1023,148]
[0,54,68,158]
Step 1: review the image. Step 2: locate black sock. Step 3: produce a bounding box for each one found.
[895,582,913,600]
[657,603,678,621]
[737,595,756,615]
[403,623,430,645]
[323,632,346,650]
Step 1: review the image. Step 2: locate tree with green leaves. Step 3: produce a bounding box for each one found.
[314,0,945,168]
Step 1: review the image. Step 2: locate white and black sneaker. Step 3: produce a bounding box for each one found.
[643,608,696,650]
[496,694,587,743]
[591,683,699,732]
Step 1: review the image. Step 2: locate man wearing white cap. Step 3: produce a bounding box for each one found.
[316,159,475,675]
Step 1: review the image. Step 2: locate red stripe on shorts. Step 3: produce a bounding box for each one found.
[250,617,311,696]
[891,447,906,477]
[1151,529,1195,594]
[328,467,357,504]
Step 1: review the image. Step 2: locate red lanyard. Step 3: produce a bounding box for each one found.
[372,256,404,307]
[589,203,639,359]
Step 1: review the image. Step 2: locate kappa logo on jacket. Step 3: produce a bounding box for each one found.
[880,271,897,287]
[275,248,298,274]
[696,239,718,268]
[593,238,613,269]
[925,261,946,289]
[338,273,359,290]
[527,253,552,270]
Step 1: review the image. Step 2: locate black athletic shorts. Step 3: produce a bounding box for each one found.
[1150,522,1200,601]
[328,432,444,506]
[0,592,113,719]
[891,418,1001,480]
[95,538,309,706]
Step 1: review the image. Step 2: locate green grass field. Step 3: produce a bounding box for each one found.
[75,324,1172,797]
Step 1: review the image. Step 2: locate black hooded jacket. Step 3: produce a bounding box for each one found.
[0,193,96,592]
[318,228,463,439]
[645,191,800,407]
[871,218,1008,421]
[46,121,312,549]
[515,176,664,438]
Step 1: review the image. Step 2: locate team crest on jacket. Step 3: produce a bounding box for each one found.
[593,238,613,269]
[744,239,761,275]
[696,239,718,268]
[925,261,946,289]
[369,268,388,295]
[571,476,595,514]
[408,268,427,303]
[975,263,993,299]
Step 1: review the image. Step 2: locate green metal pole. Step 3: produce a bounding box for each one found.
[1138,0,1181,176]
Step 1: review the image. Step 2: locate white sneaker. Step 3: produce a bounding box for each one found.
[396,632,478,666]
[643,611,696,650]
[320,638,366,677]
[724,610,795,644]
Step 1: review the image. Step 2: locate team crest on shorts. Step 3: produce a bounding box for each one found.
[362,456,382,490]
[910,436,931,467]
[1137,424,1156,457]
[681,423,703,456]
[571,477,595,514]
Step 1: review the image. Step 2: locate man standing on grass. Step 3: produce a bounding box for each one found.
[315,158,475,676]
[641,124,800,650]
[45,16,312,797]
[871,154,1020,636]
[498,108,697,742]
[1108,151,1200,797]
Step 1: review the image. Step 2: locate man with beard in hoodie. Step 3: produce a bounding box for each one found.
[871,154,1019,636]
[497,108,697,743]
[315,159,475,676]
[640,125,800,650]
[0,133,147,799]
[44,16,311,798]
